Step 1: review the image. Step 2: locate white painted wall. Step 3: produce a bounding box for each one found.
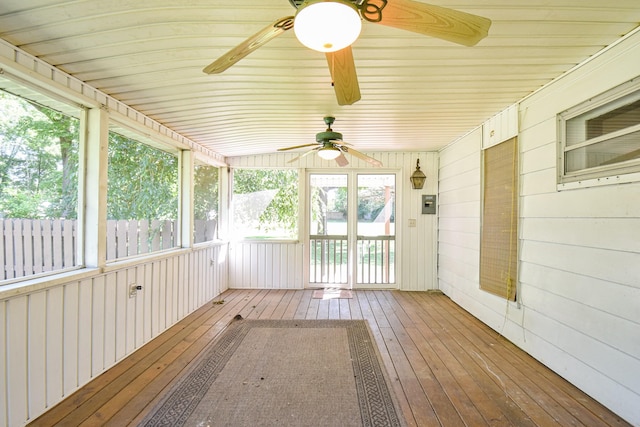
[226,152,439,290]
[438,31,640,425]
[0,244,228,426]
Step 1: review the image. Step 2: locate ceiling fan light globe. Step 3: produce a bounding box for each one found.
[294,0,362,52]
[317,146,342,160]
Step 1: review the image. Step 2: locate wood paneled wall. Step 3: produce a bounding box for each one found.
[0,244,228,426]
[229,241,304,289]
[438,30,640,426]
[226,152,438,290]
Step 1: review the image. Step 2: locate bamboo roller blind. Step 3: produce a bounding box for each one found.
[480,137,518,301]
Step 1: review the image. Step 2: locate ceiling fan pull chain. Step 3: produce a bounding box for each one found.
[361,0,387,23]
[331,54,336,87]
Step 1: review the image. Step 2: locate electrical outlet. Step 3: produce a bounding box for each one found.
[408,219,416,227]
[129,284,138,298]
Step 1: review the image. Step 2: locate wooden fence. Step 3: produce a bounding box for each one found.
[1,219,216,281]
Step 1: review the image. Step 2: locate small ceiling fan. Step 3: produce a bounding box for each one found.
[278,116,382,167]
[203,0,491,105]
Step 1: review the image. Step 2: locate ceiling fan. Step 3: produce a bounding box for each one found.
[202,0,491,105]
[277,116,382,167]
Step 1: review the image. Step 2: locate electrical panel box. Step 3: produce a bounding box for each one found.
[422,195,436,214]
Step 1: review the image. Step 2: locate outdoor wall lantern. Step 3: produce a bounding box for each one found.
[410,159,426,189]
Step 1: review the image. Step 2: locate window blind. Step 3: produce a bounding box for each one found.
[480,137,518,301]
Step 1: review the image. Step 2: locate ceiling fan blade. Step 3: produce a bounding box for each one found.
[287,147,319,163]
[335,153,349,167]
[367,0,491,47]
[203,16,295,74]
[325,46,361,105]
[343,147,383,167]
[278,143,319,152]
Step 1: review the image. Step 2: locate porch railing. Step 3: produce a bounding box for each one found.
[309,235,348,284]
[309,234,395,285]
[356,235,395,285]
[1,219,216,281]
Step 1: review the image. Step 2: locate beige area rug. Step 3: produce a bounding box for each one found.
[142,318,403,427]
[312,288,353,299]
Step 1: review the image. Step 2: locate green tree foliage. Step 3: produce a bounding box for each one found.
[194,164,219,221]
[358,186,395,221]
[333,187,348,216]
[1,89,181,221]
[107,133,178,220]
[310,185,328,234]
[233,168,298,235]
[0,91,79,218]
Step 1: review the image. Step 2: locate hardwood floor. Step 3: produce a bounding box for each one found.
[29,289,629,426]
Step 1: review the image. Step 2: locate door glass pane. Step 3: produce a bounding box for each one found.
[309,174,348,285]
[357,174,395,284]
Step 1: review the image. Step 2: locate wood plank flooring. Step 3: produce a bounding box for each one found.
[29,290,630,426]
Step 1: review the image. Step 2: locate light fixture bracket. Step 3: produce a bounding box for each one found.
[288,0,387,23]
[288,0,361,9]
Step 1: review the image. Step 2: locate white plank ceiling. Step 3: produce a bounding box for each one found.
[1,0,639,158]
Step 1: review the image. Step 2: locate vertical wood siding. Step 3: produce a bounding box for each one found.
[229,242,304,289]
[226,152,438,290]
[438,30,640,426]
[0,244,228,426]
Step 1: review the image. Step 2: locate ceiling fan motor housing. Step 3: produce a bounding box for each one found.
[316,130,343,142]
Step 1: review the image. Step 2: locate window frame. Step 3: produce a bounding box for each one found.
[0,81,85,284]
[193,160,220,245]
[105,125,181,262]
[558,76,640,189]
[0,65,225,291]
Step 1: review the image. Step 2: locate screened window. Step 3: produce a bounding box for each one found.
[106,131,179,260]
[559,78,640,184]
[194,162,219,243]
[0,88,81,282]
[232,168,298,239]
[480,138,518,301]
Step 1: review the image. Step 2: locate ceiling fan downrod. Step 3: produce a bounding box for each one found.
[324,116,335,129]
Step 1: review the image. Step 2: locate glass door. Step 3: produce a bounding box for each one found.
[356,174,395,286]
[308,172,396,289]
[308,174,349,287]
